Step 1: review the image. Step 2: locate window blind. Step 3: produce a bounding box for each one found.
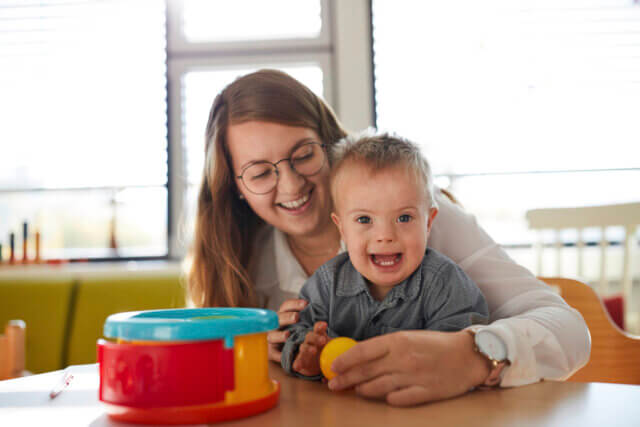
[0,0,168,190]
[372,0,640,247]
[0,0,169,259]
[372,0,640,175]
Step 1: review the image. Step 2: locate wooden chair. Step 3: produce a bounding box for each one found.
[0,320,26,380]
[539,277,640,384]
[526,202,640,332]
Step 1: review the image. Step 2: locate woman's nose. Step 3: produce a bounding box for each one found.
[276,162,306,194]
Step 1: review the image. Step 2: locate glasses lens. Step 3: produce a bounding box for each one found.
[291,143,325,176]
[243,162,277,194]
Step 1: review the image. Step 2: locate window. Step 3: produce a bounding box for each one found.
[372,0,640,248]
[0,0,168,261]
[0,0,335,262]
[167,0,333,256]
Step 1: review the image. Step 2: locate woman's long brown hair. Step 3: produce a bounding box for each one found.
[187,69,348,308]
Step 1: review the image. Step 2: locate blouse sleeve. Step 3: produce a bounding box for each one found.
[428,189,591,387]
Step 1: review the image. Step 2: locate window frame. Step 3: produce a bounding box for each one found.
[166,0,332,54]
[166,0,340,258]
[369,0,640,252]
[1,0,376,262]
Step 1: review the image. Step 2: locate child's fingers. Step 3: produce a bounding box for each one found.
[300,342,318,357]
[313,321,328,335]
[293,344,316,373]
[304,331,328,348]
[293,345,310,371]
[295,343,322,376]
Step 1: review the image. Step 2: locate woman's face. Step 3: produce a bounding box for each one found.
[227,121,333,238]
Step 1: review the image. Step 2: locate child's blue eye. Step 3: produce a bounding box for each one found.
[398,214,412,223]
[356,216,371,224]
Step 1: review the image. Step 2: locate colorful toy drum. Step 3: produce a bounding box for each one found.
[97,308,280,424]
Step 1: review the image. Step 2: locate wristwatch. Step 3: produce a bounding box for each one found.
[467,328,510,387]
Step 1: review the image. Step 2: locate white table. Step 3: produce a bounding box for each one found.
[2,363,640,426]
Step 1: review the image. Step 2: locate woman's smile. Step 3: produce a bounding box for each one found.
[277,189,312,213]
[227,121,334,238]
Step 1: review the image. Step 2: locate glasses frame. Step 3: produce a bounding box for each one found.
[236,142,327,195]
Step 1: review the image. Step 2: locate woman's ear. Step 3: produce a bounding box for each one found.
[426,207,438,233]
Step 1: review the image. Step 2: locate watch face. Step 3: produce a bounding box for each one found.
[476,330,507,361]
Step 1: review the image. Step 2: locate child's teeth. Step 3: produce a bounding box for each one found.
[373,254,400,266]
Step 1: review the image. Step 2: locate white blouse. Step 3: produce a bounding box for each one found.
[250,189,591,387]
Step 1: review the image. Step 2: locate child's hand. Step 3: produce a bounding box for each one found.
[292,321,329,377]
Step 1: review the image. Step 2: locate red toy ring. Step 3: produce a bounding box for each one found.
[98,339,234,408]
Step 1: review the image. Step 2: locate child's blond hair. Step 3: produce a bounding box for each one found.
[329,130,438,209]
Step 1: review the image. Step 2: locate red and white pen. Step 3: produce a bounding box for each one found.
[49,371,74,399]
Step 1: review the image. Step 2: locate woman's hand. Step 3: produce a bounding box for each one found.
[267,298,309,362]
[327,330,491,406]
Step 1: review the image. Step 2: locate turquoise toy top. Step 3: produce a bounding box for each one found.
[103,308,279,344]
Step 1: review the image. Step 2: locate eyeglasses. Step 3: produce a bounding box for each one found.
[236,142,327,195]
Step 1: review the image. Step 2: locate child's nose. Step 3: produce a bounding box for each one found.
[376,222,396,243]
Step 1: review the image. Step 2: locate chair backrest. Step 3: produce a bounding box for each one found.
[539,277,640,384]
[526,202,640,332]
[0,320,26,380]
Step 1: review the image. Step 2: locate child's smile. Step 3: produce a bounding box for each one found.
[370,253,403,269]
[331,162,438,301]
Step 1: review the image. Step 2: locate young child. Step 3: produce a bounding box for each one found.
[281,132,489,379]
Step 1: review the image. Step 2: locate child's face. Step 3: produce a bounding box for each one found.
[331,162,438,300]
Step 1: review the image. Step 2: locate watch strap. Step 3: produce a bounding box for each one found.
[467,329,510,388]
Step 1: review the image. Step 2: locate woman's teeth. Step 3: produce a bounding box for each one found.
[280,193,310,209]
[371,254,401,266]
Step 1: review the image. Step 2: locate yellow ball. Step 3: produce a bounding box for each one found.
[320,337,357,380]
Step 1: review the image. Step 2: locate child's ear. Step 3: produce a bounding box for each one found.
[426,207,438,233]
[331,212,344,236]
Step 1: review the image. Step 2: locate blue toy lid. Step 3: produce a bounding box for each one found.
[103,308,279,342]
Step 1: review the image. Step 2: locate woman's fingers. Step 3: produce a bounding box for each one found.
[386,386,435,407]
[267,299,309,363]
[328,352,390,391]
[278,311,299,328]
[353,374,403,400]
[278,298,308,313]
[269,299,308,363]
[330,334,391,377]
[267,329,289,344]
[352,375,438,405]
[267,330,290,362]
[277,298,308,328]
[268,345,282,363]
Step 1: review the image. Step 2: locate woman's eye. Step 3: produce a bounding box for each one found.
[292,153,313,165]
[356,216,371,224]
[250,169,272,181]
[398,214,412,223]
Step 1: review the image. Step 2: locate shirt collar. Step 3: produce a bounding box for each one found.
[336,260,370,297]
[335,253,425,303]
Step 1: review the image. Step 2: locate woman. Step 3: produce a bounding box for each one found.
[187,69,590,406]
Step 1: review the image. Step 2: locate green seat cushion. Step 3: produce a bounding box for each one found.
[66,275,185,365]
[0,278,75,374]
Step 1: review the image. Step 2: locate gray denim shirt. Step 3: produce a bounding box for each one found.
[281,248,489,379]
